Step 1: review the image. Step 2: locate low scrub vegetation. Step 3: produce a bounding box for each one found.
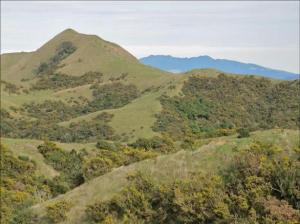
[0,145,52,223]
[85,142,300,223]
[83,143,159,180]
[31,71,103,90]
[88,82,140,110]
[23,100,80,123]
[1,109,118,143]
[1,80,22,94]
[38,141,86,194]
[154,75,299,140]
[129,135,176,153]
[45,200,72,223]
[2,81,141,143]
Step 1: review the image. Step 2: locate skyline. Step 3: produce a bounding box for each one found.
[1,1,299,73]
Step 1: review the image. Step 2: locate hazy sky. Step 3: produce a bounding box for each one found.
[1,1,299,73]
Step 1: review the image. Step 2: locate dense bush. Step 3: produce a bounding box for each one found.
[2,81,139,143]
[1,114,70,141]
[83,147,159,181]
[66,119,116,142]
[0,109,14,135]
[129,136,175,153]
[23,100,80,122]
[38,141,85,192]
[36,141,159,186]
[36,41,76,75]
[237,127,250,138]
[96,140,118,151]
[1,109,118,143]
[224,142,300,211]
[45,200,72,223]
[26,83,140,119]
[88,82,140,110]
[85,172,231,223]
[10,209,39,224]
[154,75,299,140]
[85,142,300,223]
[0,144,52,223]
[31,71,103,90]
[83,157,113,180]
[4,118,117,143]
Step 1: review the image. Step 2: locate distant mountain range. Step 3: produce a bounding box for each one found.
[140,55,299,80]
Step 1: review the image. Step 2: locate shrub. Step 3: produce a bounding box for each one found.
[38,141,85,191]
[46,200,71,223]
[96,140,117,151]
[85,143,300,223]
[82,146,158,181]
[83,157,113,180]
[237,128,250,138]
[31,71,103,90]
[85,172,231,223]
[0,144,52,223]
[10,209,39,224]
[18,155,30,161]
[89,82,140,110]
[1,108,117,143]
[129,136,175,153]
[153,76,299,140]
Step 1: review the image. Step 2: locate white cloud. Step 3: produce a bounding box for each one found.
[1,1,299,73]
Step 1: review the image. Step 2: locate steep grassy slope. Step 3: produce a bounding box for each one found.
[1,29,179,140]
[1,52,34,85]
[1,29,173,90]
[30,129,299,223]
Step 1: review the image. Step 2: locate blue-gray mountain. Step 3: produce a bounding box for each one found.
[140,55,299,80]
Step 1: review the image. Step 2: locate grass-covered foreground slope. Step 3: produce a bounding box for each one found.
[1,134,175,223]
[25,129,299,223]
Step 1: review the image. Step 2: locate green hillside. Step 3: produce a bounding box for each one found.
[1,29,299,224]
[1,29,173,89]
[2,29,298,143]
[13,129,299,223]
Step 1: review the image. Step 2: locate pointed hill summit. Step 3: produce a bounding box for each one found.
[1,29,172,90]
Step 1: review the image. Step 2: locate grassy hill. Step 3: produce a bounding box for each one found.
[27,129,299,223]
[1,29,180,141]
[2,29,298,143]
[1,29,173,90]
[1,29,299,223]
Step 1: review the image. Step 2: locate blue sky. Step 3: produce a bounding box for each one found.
[1,1,299,73]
